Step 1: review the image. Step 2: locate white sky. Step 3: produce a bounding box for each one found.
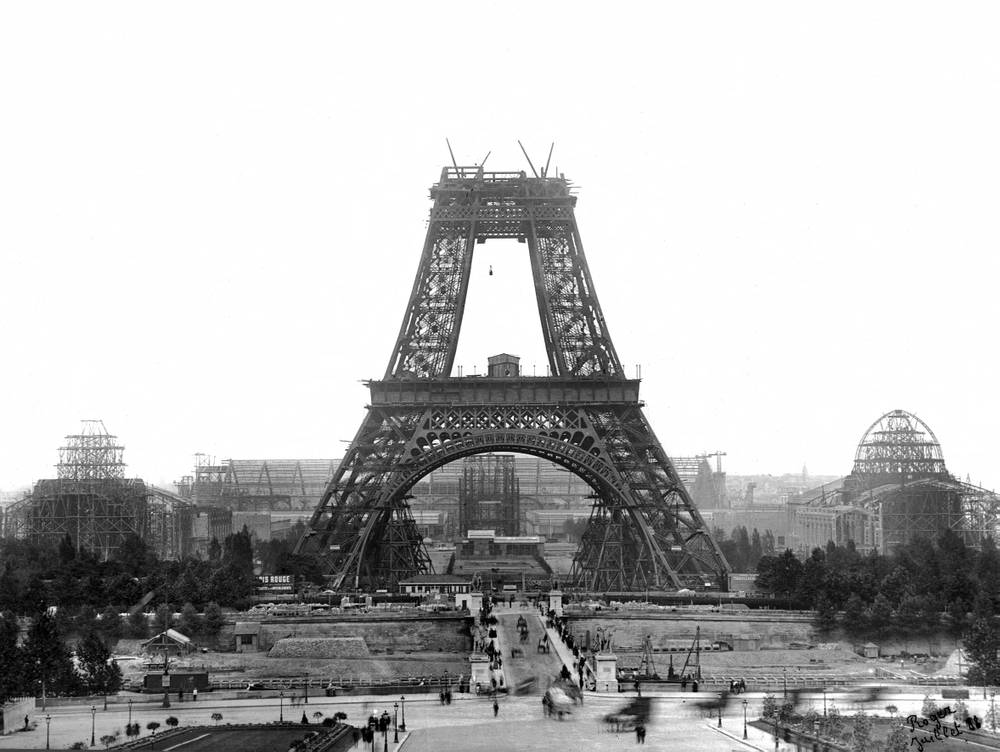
[1,2,998,494]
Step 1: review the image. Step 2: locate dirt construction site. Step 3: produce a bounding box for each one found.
[114,600,960,696]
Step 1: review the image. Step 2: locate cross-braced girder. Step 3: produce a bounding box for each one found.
[297,164,728,591]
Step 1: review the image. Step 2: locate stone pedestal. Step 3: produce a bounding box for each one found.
[469,654,491,692]
[548,590,563,617]
[594,653,618,693]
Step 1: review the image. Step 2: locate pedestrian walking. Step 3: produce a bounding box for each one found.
[493,699,499,717]
[193,688,197,701]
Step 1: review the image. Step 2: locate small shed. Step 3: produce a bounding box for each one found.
[142,628,195,656]
[455,592,483,613]
[234,622,262,653]
[863,642,880,658]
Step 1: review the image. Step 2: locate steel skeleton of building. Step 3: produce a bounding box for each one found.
[296,165,730,591]
[798,409,1000,551]
[6,421,192,560]
[458,454,520,537]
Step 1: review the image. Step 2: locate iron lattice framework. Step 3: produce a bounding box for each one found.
[5,422,192,560]
[808,408,1000,550]
[297,165,730,591]
[852,409,947,480]
[458,454,521,537]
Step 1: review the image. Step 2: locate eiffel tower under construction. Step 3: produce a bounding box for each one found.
[296,150,730,592]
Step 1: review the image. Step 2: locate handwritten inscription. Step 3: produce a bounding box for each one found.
[907,708,983,752]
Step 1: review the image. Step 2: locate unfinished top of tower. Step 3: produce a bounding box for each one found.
[431,166,575,203]
[57,419,126,481]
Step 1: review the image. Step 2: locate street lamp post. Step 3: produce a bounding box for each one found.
[36,660,46,712]
[773,713,779,752]
[394,702,399,743]
[743,699,748,740]
[128,698,133,725]
[822,688,827,718]
[991,692,996,733]
[304,673,308,704]
[718,702,723,727]
[782,667,787,699]
[90,705,97,747]
[399,695,406,731]
[279,691,284,723]
[45,714,51,750]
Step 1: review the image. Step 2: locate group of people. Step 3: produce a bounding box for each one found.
[728,678,747,694]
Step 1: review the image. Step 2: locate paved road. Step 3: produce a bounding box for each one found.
[494,610,561,690]
[3,655,999,752]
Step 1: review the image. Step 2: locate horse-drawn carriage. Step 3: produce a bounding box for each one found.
[542,687,574,719]
[603,697,652,732]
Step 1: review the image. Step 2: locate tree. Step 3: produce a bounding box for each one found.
[98,606,123,639]
[223,528,254,574]
[750,529,764,568]
[843,594,867,636]
[75,604,98,634]
[762,530,776,555]
[208,537,222,563]
[125,723,140,741]
[118,534,156,578]
[76,630,123,695]
[165,716,178,730]
[154,604,173,634]
[127,609,149,639]
[965,617,1000,685]
[947,598,971,637]
[974,536,1000,605]
[0,611,21,703]
[762,694,778,720]
[211,713,223,725]
[921,696,939,718]
[866,593,893,638]
[851,709,873,752]
[202,602,225,637]
[21,611,79,697]
[100,733,117,749]
[885,719,909,752]
[813,593,838,633]
[894,595,925,635]
[179,602,201,637]
[58,534,76,564]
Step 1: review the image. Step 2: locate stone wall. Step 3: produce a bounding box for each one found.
[256,617,470,654]
[267,637,371,659]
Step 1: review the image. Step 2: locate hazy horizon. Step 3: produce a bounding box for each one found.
[2,3,998,496]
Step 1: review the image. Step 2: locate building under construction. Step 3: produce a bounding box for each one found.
[457,454,520,537]
[791,409,1000,553]
[176,457,338,511]
[4,421,192,560]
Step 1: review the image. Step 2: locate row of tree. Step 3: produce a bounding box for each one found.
[714,526,776,572]
[0,523,318,618]
[0,611,122,705]
[754,533,1000,635]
